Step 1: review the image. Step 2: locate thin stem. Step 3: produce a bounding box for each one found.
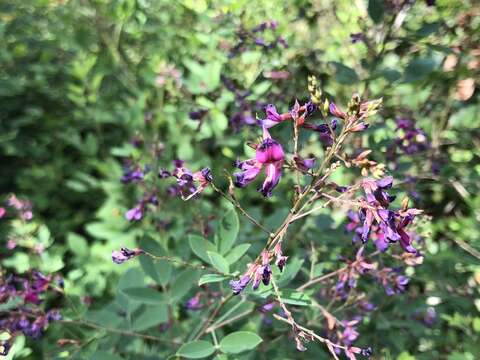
[194,293,233,340]
[210,182,271,235]
[206,309,254,333]
[272,314,345,359]
[297,250,380,291]
[59,319,180,344]
[292,188,358,221]
[296,268,346,291]
[143,251,221,274]
[211,330,219,347]
[271,277,346,359]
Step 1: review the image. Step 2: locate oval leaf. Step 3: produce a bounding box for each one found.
[176,340,215,359]
[218,209,239,254]
[219,331,262,354]
[198,273,229,286]
[121,287,167,305]
[207,251,230,274]
[132,305,168,331]
[225,243,251,264]
[189,234,217,263]
[171,269,200,302]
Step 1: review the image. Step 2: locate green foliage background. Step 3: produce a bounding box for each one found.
[0,0,479,359]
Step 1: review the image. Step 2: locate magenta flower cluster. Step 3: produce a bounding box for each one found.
[0,271,63,355]
[345,177,423,254]
[1,194,33,221]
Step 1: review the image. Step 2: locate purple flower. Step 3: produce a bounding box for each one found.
[395,117,429,155]
[121,165,145,184]
[230,111,256,130]
[251,252,272,290]
[394,275,409,293]
[0,341,10,356]
[301,121,336,145]
[259,162,283,197]
[349,121,369,133]
[259,251,272,286]
[234,127,284,197]
[185,294,203,310]
[256,138,284,164]
[352,198,422,254]
[329,102,347,119]
[161,161,213,200]
[6,194,33,220]
[350,32,365,44]
[0,269,63,346]
[46,309,62,322]
[340,319,360,345]
[158,168,171,178]
[362,176,395,206]
[274,242,288,271]
[358,300,376,313]
[305,100,316,116]
[189,109,208,120]
[252,22,268,32]
[259,302,276,313]
[259,104,285,128]
[234,159,263,188]
[254,38,266,46]
[379,269,409,296]
[293,155,316,173]
[112,247,143,264]
[252,268,263,290]
[422,307,437,327]
[125,205,143,221]
[229,275,251,295]
[0,207,5,218]
[396,209,422,250]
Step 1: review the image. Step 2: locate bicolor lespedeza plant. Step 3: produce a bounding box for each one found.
[108,76,427,359]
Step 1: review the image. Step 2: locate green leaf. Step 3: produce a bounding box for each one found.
[117,268,145,313]
[219,331,262,354]
[368,0,385,24]
[198,273,229,286]
[213,355,228,360]
[403,57,437,83]
[330,62,359,84]
[0,296,22,312]
[207,251,230,274]
[37,225,52,246]
[91,351,124,360]
[447,352,475,360]
[189,234,217,263]
[139,255,172,287]
[278,290,311,306]
[415,22,441,38]
[171,269,200,302]
[225,244,250,264]
[121,287,167,305]
[277,257,304,286]
[397,352,416,360]
[139,237,172,286]
[66,232,89,257]
[473,318,480,332]
[132,305,168,331]
[218,208,239,254]
[176,340,215,359]
[139,255,160,284]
